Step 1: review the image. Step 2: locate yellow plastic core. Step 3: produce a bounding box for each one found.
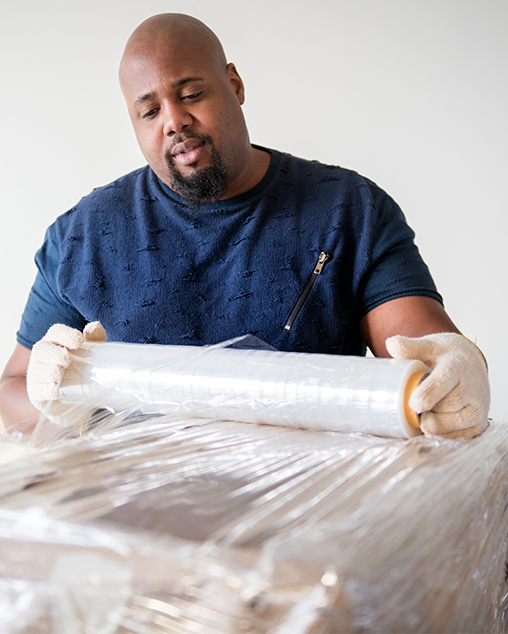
[404,372,428,429]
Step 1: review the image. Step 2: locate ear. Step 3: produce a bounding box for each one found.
[226,63,245,105]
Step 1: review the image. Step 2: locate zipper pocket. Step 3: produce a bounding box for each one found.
[284,251,330,331]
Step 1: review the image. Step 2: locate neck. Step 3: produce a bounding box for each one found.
[221,146,271,199]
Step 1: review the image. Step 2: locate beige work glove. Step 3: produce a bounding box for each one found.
[27,322,107,417]
[386,333,490,439]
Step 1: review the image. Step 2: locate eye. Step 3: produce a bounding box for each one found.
[181,91,203,102]
[141,107,160,119]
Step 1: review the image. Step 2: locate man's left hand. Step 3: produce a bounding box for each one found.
[386,333,490,439]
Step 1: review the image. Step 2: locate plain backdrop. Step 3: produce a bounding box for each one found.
[1,0,506,421]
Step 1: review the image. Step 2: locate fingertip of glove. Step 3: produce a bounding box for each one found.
[385,334,404,357]
[83,321,107,342]
[385,334,419,360]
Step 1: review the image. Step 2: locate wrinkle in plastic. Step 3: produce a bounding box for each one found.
[1,338,508,632]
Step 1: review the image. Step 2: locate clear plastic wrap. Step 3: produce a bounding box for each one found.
[1,340,507,633]
[0,504,350,634]
[58,340,427,438]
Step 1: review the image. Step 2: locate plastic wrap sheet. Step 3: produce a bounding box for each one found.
[1,410,508,633]
[58,341,427,438]
[0,505,349,634]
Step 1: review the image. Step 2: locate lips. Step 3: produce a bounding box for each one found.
[171,139,205,166]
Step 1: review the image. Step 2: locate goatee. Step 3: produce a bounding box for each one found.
[165,135,229,209]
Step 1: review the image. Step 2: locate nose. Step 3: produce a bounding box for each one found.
[162,101,193,136]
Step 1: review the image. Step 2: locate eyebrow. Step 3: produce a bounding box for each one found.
[134,77,205,107]
[175,76,204,87]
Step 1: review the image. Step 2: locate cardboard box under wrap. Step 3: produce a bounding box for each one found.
[1,411,508,633]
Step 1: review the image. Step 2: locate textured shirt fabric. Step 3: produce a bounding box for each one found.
[17,148,442,356]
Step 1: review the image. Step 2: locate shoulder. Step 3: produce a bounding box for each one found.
[266,149,398,223]
[272,150,387,200]
[50,166,157,236]
[69,165,153,211]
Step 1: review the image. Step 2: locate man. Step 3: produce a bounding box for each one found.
[0,14,489,437]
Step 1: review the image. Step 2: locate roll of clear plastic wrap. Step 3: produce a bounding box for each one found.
[59,341,428,438]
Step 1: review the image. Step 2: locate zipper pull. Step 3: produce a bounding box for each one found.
[313,251,330,274]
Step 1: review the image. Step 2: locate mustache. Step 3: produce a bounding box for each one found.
[165,133,212,163]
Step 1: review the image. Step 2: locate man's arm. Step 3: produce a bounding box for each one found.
[360,295,460,356]
[0,344,40,433]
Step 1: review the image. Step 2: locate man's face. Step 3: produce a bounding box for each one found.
[120,36,249,204]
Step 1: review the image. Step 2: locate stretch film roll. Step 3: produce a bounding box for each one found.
[59,342,428,438]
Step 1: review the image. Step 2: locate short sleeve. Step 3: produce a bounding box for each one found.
[359,190,443,316]
[16,226,88,349]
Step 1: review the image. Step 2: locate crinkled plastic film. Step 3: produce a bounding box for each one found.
[1,339,508,633]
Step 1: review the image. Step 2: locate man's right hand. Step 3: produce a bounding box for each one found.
[27,322,107,416]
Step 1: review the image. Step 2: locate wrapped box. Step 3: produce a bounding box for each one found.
[1,411,508,633]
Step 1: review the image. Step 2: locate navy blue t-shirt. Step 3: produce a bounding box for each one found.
[17,148,442,355]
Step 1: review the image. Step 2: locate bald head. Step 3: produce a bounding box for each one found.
[120,13,227,89]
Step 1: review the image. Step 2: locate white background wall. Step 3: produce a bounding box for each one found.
[1,0,506,420]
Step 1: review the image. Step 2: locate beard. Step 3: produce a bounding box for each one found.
[165,135,230,209]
